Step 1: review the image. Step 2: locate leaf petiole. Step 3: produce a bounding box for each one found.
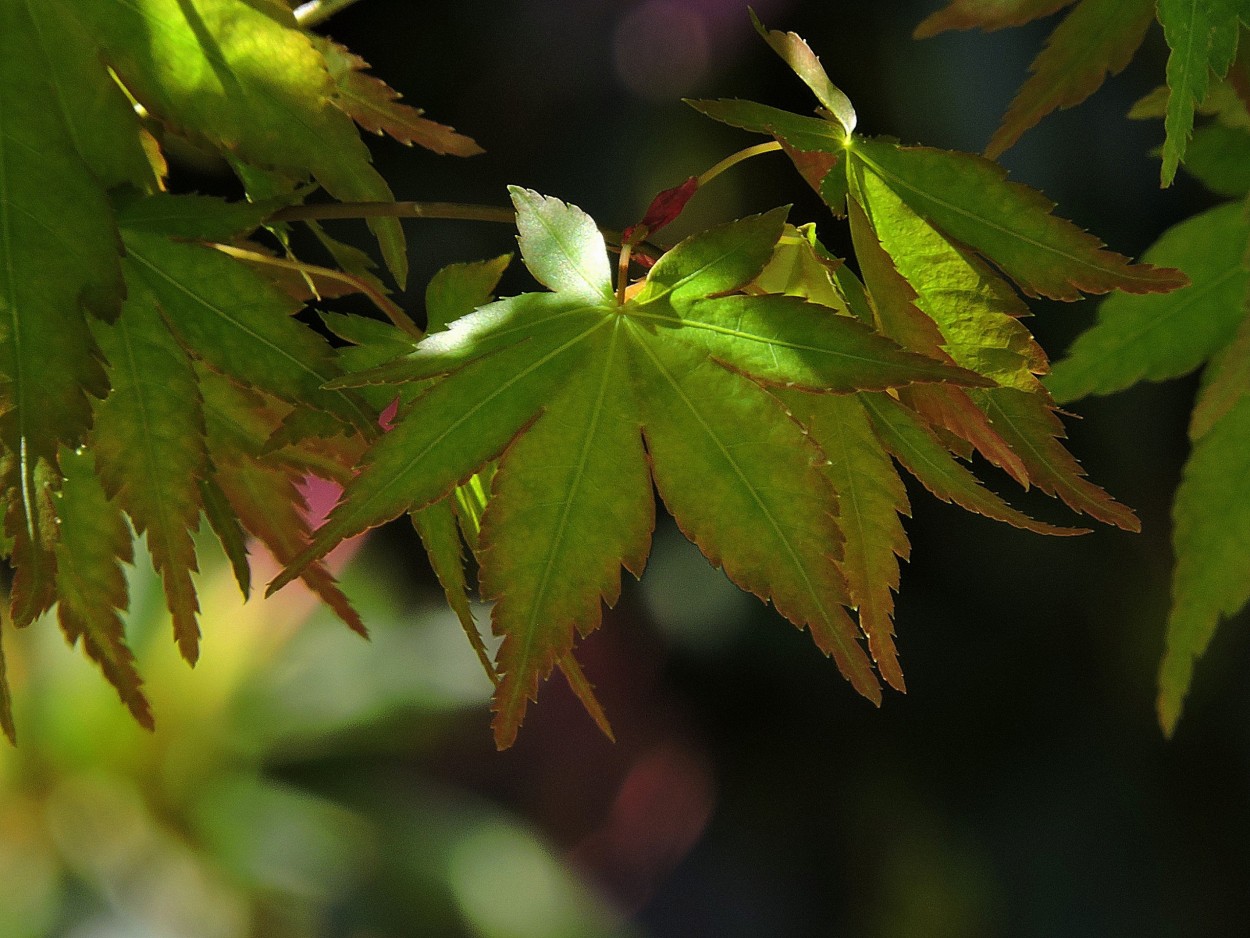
[696,140,784,188]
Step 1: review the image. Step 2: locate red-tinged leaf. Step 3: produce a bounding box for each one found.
[751,10,857,136]
[624,177,700,245]
[780,390,911,691]
[90,283,207,663]
[849,136,1188,300]
[200,471,252,600]
[1158,393,1250,734]
[986,0,1155,159]
[52,448,153,730]
[914,0,1075,37]
[315,37,484,157]
[630,327,881,705]
[904,386,1031,486]
[200,372,365,636]
[558,652,616,743]
[2,458,61,628]
[412,499,496,683]
[484,322,652,748]
[969,387,1140,530]
[860,393,1088,535]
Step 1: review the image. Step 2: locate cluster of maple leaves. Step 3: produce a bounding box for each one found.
[0,0,1242,746]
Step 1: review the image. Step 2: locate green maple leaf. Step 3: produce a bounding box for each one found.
[270,187,989,747]
[1156,0,1247,185]
[1050,200,1250,733]
[916,0,1250,185]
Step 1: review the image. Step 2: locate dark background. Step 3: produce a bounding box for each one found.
[292,1,1250,935]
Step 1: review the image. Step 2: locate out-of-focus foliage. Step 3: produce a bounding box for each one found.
[0,535,633,937]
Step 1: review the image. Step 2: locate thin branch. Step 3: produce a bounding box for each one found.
[210,242,423,340]
[696,141,784,188]
[293,0,366,28]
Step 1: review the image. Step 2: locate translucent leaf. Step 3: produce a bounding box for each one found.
[752,11,856,136]
[849,137,1188,300]
[67,0,408,283]
[52,448,153,729]
[1158,394,1250,733]
[90,281,206,663]
[986,0,1155,159]
[1157,0,1244,185]
[510,187,613,304]
[483,322,652,747]
[315,36,484,157]
[1047,203,1250,402]
[914,0,1075,37]
[779,390,911,690]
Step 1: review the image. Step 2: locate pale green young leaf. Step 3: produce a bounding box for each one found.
[986,0,1155,159]
[914,0,1075,37]
[1158,394,1250,733]
[90,282,207,663]
[52,448,153,730]
[483,321,653,748]
[778,390,911,691]
[848,161,1047,391]
[752,223,852,316]
[1157,0,1245,186]
[751,11,856,136]
[1047,203,1250,402]
[510,187,614,304]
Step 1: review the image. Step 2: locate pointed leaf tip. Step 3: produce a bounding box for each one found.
[509,187,614,303]
[751,9,857,137]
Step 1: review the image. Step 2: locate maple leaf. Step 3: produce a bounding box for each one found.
[1049,198,1250,733]
[315,37,484,157]
[916,0,1250,184]
[1156,0,1247,185]
[985,0,1156,160]
[914,0,1075,37]
[270,188,989,747]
